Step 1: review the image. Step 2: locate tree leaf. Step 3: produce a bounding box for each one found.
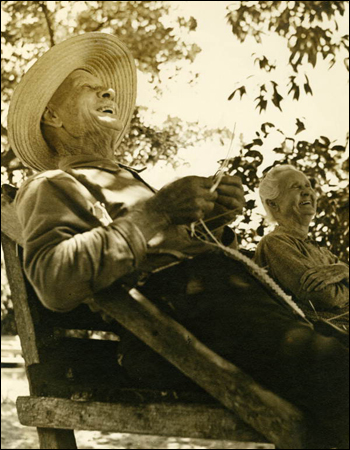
[320,136,331,147]
[271,82,283,110]
[228,86,246,101]
[296,119,306,135]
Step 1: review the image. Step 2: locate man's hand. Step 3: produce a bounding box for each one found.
[215,175,245,217]
[300,264,349,292]
[203,175,245,231]
[151,176,218,225]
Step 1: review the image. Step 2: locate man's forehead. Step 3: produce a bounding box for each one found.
[48,70,99,106]
[65,69,100,85]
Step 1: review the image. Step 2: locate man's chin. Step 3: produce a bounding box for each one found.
[92,111,124,131]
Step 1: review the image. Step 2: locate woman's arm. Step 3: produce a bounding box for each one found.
[255,234,349,311]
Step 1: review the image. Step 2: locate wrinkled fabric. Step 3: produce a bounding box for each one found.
[15,155,349,446]
[255,226,349,324]
[15,154,235,312]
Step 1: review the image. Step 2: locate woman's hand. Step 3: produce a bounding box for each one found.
[300,264,349,292]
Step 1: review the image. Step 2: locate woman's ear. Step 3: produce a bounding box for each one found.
[41,107,63,128]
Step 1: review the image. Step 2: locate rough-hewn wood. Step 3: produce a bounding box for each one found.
[1,232,39,366]
[1,192,23,246]
[2,201,310,448]
[37,427,77,449]
[94,286,310,449]
[17,396,268,443]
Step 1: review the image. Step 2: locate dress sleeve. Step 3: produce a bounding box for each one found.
[15,171,147,312]
[255,234,349,311]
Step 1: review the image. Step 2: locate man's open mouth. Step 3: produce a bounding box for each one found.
[97,106,115,114]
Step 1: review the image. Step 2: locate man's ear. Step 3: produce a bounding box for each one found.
[41,107,63,128]
[266,199,279,211]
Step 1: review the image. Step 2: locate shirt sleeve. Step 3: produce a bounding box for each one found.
[254,234,349,311]
[15,171,147,313]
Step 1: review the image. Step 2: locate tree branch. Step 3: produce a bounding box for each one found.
[37,1,55,47]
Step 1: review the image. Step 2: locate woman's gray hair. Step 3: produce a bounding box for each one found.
[259,164,300,223]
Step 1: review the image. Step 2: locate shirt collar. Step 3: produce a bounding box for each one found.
[274,225,310,242]
[58,154,146,174]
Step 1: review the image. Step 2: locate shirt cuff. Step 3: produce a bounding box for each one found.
[111,218,147,266]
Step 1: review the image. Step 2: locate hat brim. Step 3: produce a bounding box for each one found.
[8,32,137,172]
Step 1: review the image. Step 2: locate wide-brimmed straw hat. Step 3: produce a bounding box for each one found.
[8,32,137,172]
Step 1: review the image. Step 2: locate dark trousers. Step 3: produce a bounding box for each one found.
[119,252,349,445]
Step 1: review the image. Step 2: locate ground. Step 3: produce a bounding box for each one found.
[1,336,274,449]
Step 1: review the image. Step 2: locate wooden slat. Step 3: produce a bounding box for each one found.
[94,286,311,449]
[2,195,312,448]
[17,396,268,443]
[37,428,77,450]
[1,193,23,246]
[46,304,123,332]
[1,232,39,366]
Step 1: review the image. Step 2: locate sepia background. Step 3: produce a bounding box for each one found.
[1,1,349,448]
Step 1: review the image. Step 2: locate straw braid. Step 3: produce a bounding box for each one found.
[8,33,137,171]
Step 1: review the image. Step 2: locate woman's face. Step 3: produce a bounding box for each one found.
[274,170,317,226]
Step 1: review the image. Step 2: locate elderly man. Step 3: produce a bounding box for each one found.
[8,33,349,446]
[255,164,349,328]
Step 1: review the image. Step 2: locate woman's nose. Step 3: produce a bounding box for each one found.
[302,187,313,197]
[98,87,115,100]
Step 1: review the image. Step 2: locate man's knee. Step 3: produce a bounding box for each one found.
[280,324,347,361]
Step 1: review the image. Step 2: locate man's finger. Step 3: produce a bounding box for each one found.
[218,175,243,188]
[201,189,218,202]
[216,195,244,211]
[202,177,216,189]
[216,184,244,198]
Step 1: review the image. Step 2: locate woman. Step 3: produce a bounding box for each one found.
[255,165,349,328]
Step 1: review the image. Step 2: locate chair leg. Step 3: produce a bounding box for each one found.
[37,428,77,449]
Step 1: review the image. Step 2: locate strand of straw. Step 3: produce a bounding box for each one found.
[210,122,237,194]
[326,311,349,322]
[195,218,310,322]
[191,124,237,237]
[308,300,319,320]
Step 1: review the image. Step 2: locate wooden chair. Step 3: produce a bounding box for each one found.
[1,185,323,449]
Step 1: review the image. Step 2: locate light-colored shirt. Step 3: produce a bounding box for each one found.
[15,155,234,313]
[254,226,349,319]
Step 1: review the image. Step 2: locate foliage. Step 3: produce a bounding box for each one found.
[227,1,349,112]
[1,2,349,333]
[225,1,349,262]
[118,107,230,169]
[227,122,349,261]
[1,1,205,332]
[1,0,201,178]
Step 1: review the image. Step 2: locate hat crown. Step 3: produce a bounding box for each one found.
[8,32,137,171]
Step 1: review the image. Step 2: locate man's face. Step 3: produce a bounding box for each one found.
[45,69,123,156]
[274,170,317,225]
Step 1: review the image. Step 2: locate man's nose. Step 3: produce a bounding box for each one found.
[98,87,116,100]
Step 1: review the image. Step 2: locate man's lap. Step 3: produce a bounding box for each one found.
[118,252,349,436]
